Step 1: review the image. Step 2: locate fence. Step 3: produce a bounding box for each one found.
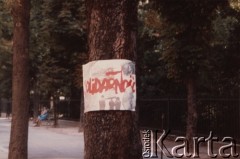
[139,98,240,142]
[1,97,239,141]
[0,98,81,120]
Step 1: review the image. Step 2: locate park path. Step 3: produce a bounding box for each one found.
[0,118,84,159]
[0,118,208,159]
[1,119,167,159]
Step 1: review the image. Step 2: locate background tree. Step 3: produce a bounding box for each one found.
[8,0,30,158]
[141,0,230,146]
[210,4,240,97]
[84,0,142,158]
[138,2,186,98]
[0,0,13,99]
[29,0,87,119]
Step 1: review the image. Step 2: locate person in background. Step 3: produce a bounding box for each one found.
[34,107,48,126]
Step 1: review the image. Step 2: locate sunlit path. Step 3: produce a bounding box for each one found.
[0,118,173,159]
[0,118,84,159]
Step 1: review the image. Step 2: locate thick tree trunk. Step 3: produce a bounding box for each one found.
[84,0,142,158]
[8,0,30,159]
[186,77,198,150]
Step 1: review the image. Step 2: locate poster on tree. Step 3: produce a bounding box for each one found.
[83,59,136,113]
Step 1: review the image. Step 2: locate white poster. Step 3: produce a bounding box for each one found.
[83,59,136,113]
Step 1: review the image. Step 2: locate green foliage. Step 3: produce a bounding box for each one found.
[212,15,238,45]
[0,0,239,100]
[153,0,228,81]
[138,0,240,98]
[138,4,186,98]
[29,0,87,99]
[204,5,240,97]
[0,0,12,98]
[0,0,88,100]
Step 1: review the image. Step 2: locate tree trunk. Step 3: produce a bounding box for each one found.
[8,0,30,159]
[186,77,198,150]
[0,99,1,117]
[79,88,84,132]
[84,0,142,158]
[33,90,40,120]
[53,98,58,127]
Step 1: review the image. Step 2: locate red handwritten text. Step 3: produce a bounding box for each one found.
[85,71,135,95]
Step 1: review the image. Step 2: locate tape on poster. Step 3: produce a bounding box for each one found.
[82,59,136,113]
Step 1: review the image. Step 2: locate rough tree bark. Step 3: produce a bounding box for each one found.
[186,77,198,150]
[8,0,30,159]
[84,0,142,158]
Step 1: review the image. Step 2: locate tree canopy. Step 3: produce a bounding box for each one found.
[0,0,239,108]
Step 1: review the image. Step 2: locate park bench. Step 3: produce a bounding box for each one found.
[40,109,54,126]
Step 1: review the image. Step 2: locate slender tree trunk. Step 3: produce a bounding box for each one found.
[186,77,198,150]
[8,0,30,159]
[79,88,84,132]
[0,99,1,117]
[33,90,40,120]
[53,98,58,127]
[84,0,142,158]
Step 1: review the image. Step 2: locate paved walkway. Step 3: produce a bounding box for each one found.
[2,118,237,159]
[1,118,173,159]
[0,118,84,159]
